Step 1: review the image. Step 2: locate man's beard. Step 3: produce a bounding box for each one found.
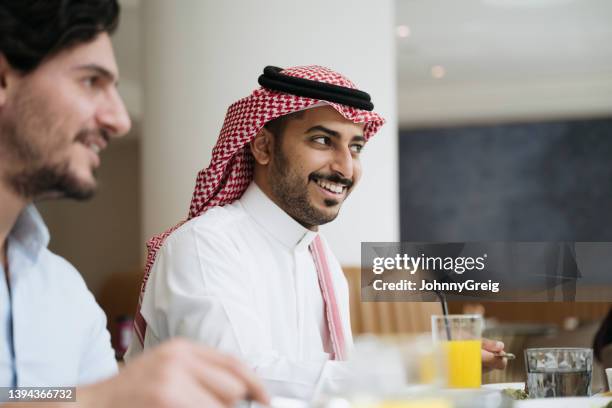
[1,113,96,201]
[268,146,351,229]
[8,163,95,201]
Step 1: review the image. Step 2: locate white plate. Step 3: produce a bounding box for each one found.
[482,382,525,391]
[515,396,612,407]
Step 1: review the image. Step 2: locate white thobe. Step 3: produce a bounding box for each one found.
[126,182,353,400]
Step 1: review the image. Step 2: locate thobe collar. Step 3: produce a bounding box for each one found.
[9,204,50,265]
[240,182,318,251]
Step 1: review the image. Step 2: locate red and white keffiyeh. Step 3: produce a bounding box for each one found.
[133,65,385,352]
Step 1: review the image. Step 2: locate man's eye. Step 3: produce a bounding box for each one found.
[82,76,100,88]
[350,144,364,153]
[312,136,330,145]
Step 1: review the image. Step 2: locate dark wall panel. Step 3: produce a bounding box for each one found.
[399,118,612,241]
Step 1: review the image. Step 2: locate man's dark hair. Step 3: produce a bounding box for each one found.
[0,0,120,73]
[264,110,305,140]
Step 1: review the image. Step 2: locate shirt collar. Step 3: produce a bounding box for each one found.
[240,182,318,250]
[9,204,50,263]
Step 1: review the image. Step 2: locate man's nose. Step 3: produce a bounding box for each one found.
[96,88,132,138]
[330,146,354,180]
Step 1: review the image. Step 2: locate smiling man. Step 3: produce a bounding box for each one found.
[127,65,385,400]
[260,107,364,228]
[129,65,508,401]
[0,1,267,407]
[0,2,130,389]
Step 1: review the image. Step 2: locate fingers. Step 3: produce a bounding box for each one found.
[482,338,504,353]
[482,349,508,371]
[189,344,269,404]
[99,339,268,408]
[165,339,269,405]
[481,338,507,372]
[177,372,234,408]
[185,355,259,406]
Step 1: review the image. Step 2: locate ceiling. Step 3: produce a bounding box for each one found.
[396,0,612,126]
[397,0,612,83]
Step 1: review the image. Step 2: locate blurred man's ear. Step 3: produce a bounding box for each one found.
[0,54,8,107]
[250,127,274,166]
[0,54,16,108]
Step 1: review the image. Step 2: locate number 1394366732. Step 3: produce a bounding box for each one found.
[2,387,75,402]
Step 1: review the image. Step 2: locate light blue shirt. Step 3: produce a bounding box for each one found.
[0,205,117,387]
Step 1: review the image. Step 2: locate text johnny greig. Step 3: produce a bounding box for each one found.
[370,253,501,294]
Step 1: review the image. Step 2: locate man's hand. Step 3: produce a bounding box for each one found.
[482,338,507,372]
[78,339,269,408]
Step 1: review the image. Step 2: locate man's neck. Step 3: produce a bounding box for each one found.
[0,181,28,268]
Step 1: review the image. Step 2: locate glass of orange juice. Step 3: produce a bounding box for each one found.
[431,314,483,389]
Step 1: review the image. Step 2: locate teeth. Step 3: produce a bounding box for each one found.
[316,179,344,194]
[89,144,100,154]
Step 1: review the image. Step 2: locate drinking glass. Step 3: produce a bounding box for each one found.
[432,314,483,388]
[524,347,592,398]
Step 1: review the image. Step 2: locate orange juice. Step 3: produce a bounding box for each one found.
[443,339,481,388]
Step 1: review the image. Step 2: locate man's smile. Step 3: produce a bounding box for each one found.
[313,178,347,195]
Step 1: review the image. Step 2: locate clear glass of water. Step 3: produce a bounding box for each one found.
[524,348,593,398]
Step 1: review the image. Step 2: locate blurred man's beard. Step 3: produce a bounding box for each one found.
[1,115,96,201]
[269,145,341,228]
[8,164,96,201]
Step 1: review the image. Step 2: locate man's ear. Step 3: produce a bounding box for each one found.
[250,127,274,165]
[0,54,11,107]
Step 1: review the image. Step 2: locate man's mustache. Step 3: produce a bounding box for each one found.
[75,128,110,144]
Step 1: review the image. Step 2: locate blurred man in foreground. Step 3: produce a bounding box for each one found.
[0,1,268,406]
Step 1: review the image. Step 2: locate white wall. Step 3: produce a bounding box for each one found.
[141,0,399,266]
[398,74,612,128]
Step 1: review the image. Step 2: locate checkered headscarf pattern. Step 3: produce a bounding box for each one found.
[134,66,385,345]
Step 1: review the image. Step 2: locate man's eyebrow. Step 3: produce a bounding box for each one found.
[306,125,365,141]
[73,64,118,84]
[306,125,339,137]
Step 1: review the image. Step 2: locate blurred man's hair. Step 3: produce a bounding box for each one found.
[0,0,120,73]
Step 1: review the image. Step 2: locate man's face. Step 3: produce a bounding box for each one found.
[0,33,131,200]
[268,105,365,228]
